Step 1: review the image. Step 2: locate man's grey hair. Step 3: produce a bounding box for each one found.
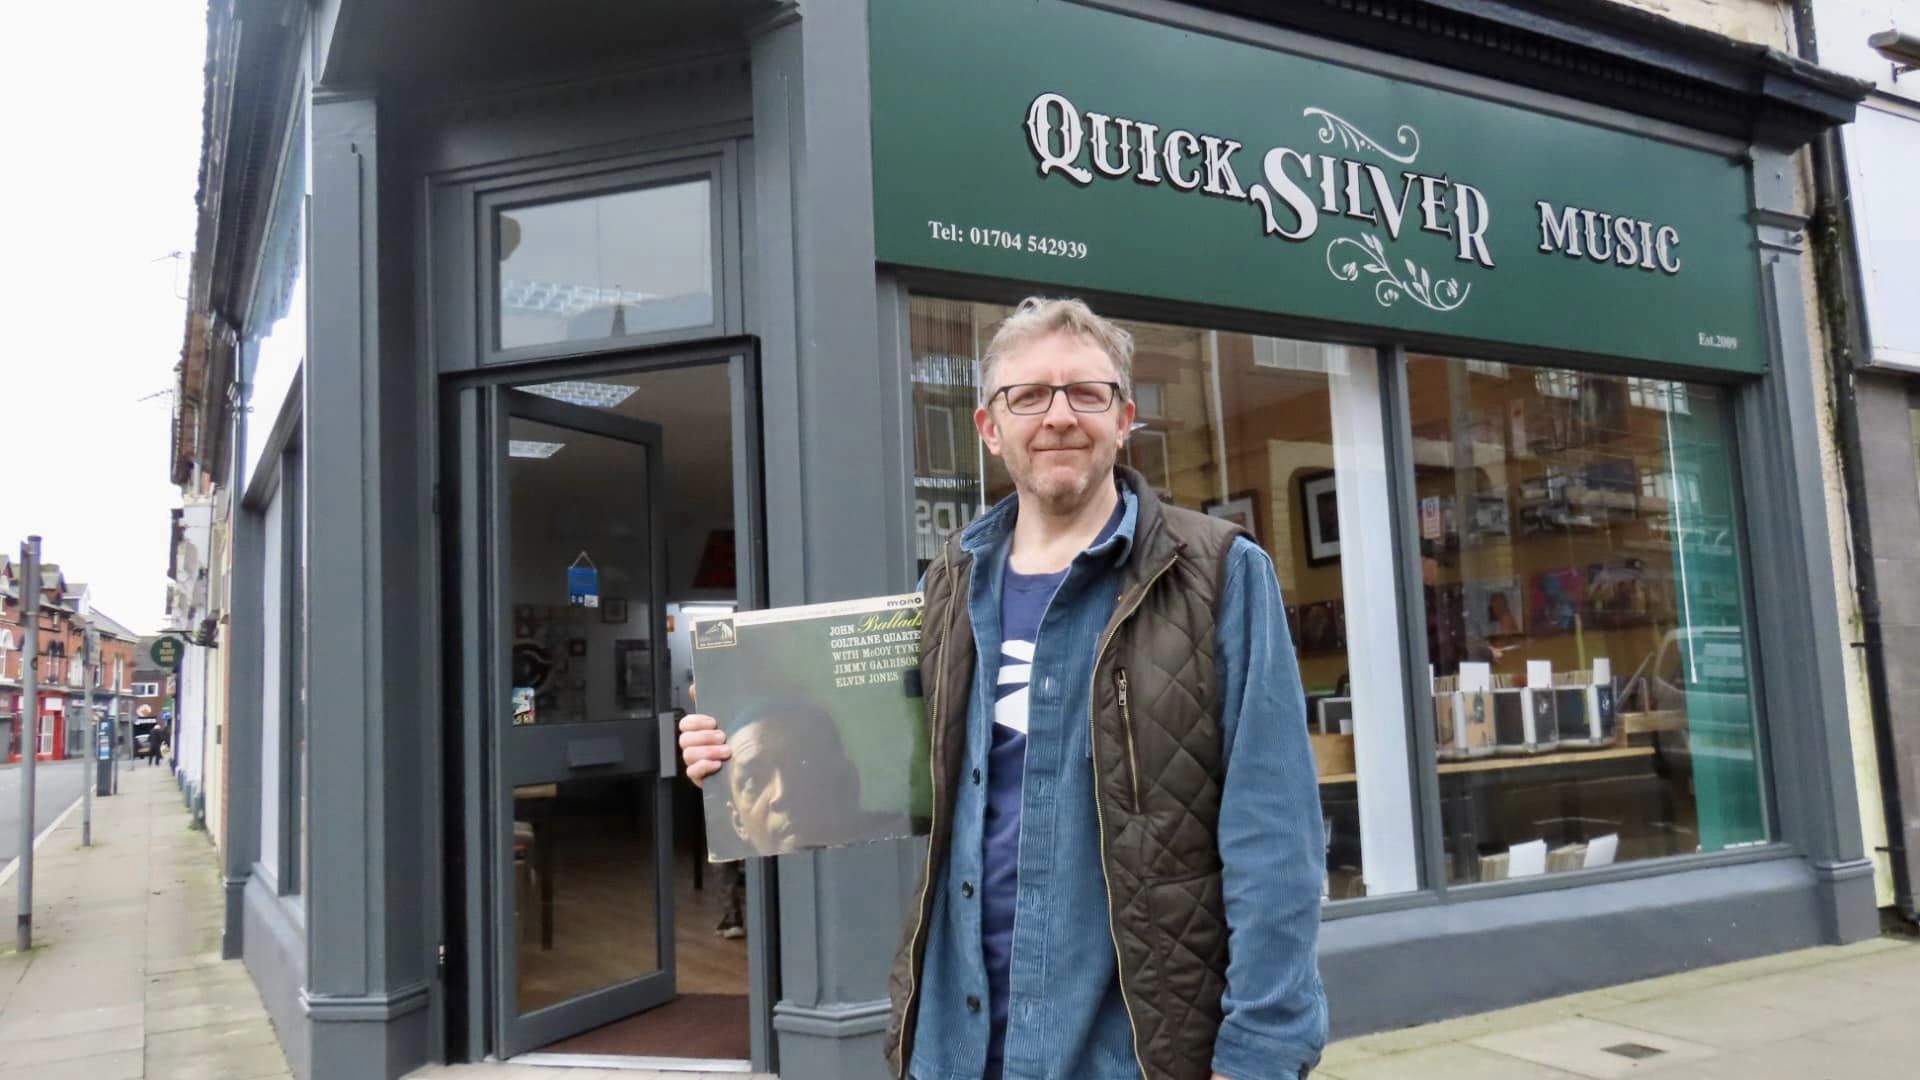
[979,297,1134,404]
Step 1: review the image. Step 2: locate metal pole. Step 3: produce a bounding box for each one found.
[79,620,94,846]
[110,641,120,793]
[16,536,40,951]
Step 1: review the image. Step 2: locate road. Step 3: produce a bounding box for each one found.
[0,759,90,868]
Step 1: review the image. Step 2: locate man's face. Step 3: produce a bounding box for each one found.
[728,722,797,854]
[974,331,1136,515]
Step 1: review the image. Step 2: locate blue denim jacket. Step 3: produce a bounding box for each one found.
[909,488,1328,1080]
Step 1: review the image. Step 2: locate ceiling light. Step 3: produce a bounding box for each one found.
[520,380,638,409]
[509,440,564,459]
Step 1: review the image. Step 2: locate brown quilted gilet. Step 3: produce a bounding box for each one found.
[885,467,1248,1080]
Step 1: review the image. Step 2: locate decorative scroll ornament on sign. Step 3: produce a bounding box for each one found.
[1303,107,1421,165]
[1327,232,1470,312]
[1300,109,1469,313]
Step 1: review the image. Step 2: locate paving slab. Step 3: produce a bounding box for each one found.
[1322,936,1920,1080]
[0,1000,142,1042]
[145,1016,283,1059]
[1466,1017,1718,1078]
[147,1036,293,1080]
[26,1047,145,1080]
[1322,1041,1588,1079]
[0,1021,145,1068]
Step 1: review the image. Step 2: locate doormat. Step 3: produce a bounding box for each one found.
[539,993,750,1060]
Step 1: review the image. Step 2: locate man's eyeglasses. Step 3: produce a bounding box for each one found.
[990,381,1123,415]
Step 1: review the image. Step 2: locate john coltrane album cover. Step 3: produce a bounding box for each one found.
[691,593,930,862]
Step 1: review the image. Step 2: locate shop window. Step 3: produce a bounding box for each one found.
[257,445,308,896]
[495,180,714,351]
[242,89,307,486]
[1910,405,1920,499]
[285,448,308,896]
[1409,354,1768,884]
[907,297,1420,900]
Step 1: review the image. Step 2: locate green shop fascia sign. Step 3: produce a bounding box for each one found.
[869,0,1767,373]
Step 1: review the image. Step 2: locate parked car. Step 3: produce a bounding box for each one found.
[1618,626,1757,766]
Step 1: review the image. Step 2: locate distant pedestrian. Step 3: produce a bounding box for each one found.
[150,722,167,766]
[137,705,164,766]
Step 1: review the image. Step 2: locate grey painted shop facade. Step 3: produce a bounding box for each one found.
[196,2,1873,1078]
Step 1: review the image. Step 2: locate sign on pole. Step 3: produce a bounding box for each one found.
[150,636,184,670]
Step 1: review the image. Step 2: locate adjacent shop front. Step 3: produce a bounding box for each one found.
[207,2,1872,1078]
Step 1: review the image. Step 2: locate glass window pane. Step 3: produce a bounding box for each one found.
[506,415,655,727]
[497,180,714,351]
[1409,354,1768,884]
[907,297,1417,900]
[513,776,662,1014]
[1911,404,1920,499]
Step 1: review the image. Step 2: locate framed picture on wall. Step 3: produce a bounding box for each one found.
[1204,490,1262,547]
[1299,470,1340,566]
[615,639,653,711]
[1296,599,1345,653]
[601,596,630,625]
[1529,568,1585,634]
[1469,493,1510,539]
[1464,578,1525,639]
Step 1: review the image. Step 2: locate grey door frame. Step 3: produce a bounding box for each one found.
[446,336,778,1068]
[489,386,674,1056]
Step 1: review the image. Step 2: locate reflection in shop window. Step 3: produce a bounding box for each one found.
[1628,377,1690,415]
[496,180,714,351]
[1912,407,1920,498]
[907,296,1418,900]
[920,404,960,476]
[1410,354,1768,885]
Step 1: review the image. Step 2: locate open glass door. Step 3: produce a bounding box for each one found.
[489,385,675,1056]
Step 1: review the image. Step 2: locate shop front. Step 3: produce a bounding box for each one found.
[203,2,1872,1078]
[864,0,1872,1038]
[7,689,67,763]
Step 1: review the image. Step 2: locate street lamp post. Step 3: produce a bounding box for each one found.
[78,619,94,846]
[15,536,41,951]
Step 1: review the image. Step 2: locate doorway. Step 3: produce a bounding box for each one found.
[451,343,772,1067]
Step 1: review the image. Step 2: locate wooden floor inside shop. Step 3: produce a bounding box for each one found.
[515,795,751,1061]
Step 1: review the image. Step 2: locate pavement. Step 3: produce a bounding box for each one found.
[5,758,1919,1080]
[1315,931,1920,1079]
[0,758,89,865]
[0,761,290,1080]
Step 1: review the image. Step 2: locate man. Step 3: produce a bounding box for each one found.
[720,698,874,858]
[682,297,1326,1079]
[135,705,160,766]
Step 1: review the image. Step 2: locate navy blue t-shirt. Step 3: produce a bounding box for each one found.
[982,501,1123,1075]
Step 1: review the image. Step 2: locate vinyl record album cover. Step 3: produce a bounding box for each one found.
[691,593,930,862]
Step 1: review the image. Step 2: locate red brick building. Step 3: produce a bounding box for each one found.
[1,554,144,761]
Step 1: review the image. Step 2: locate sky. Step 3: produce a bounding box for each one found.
[0,3,207,635]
